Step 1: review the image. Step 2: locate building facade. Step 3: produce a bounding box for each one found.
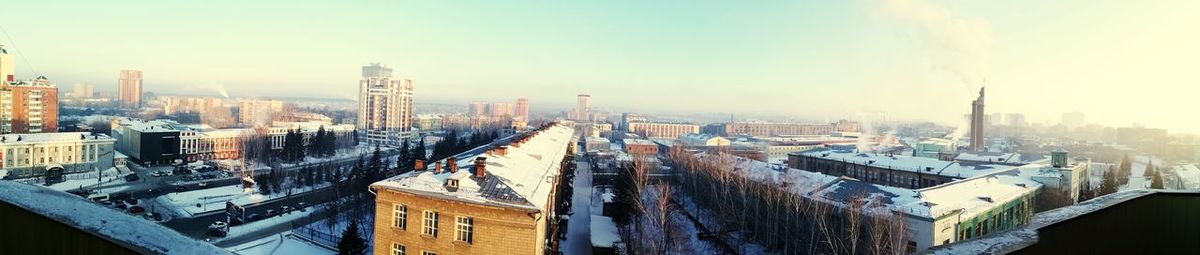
[515,98,529,121]
[118,70,143,108]
[0,132,117,178]
[722,122,838,137]
[238,99,285,127]
[1,77,58,134]
[413,114,444,132]
[371,124,573,255]
[626,122,700,139]
[72,83,94,98]
[574,94,590,121]
[358,63,414,147]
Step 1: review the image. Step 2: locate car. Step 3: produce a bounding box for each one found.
[297,202,307,212]
[198,182,208,187]
[88,194,110,202]
[124,198,139,205]
[129,206,145,214]
[247,213,262,222]
[265,209,278,217]
[124,173,140,182]
[114,203,128,210]
[150,171,164,177]
[175,186,188,192]
[145,212,163,221]
[281,205,294,213]
[206,221,228,237]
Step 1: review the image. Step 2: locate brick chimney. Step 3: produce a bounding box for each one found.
[474,157,487,178]
[415,160,425,171]
[495,146,508,157]
[434,161,443,174]
[448,157,458,173]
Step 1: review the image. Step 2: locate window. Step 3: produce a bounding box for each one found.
[422,210,438,237]
[455,216,474,243]
[391,243,405,255]
[393,204,407,229]
[422,252,437,255]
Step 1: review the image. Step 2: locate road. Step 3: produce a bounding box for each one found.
[562,150,595,255]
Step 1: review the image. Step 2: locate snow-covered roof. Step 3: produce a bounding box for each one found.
[795,148,1012,179]
[0,181,230,255]
[954,151,1047,165]
[372,124,574,211]
[590,215,621,248]
[0,132,116,144]
[926,190,1156,255]
[623,138,656,146]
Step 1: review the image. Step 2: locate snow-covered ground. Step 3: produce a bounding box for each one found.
[157,183,329,217]
[292,209,374,250]
[0,181,229,255]
[215,206,318,244]
[561,159,594,255]
[227,232,334,255]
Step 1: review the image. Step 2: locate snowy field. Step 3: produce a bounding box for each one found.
[157,183,329,217]
[227,232,334,255]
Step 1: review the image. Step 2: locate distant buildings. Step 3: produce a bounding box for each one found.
[626,122,699,139]
[0,132,117,178]
[468,101,486,116]
[719,121,853,137]
[118,70,143,108]
[1,76,59,133]
[573,94,590,121]
[488,102,514,117]
[679,133,730,147]
[71,83,94,98]
[112,118,355,165]
[622,138,658,156]
[516,98,529,121]
[370,124,573,255]
[1004,113,1027,127]
[238,99,285,127]
[1061,111,1085,130]
[358,63,414,147]
[413,114,444,132]
[970,87,985,151]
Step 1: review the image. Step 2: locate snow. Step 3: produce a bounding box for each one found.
[561,159,594,255]
[218,205,318,242]
[1172,164,1200,189]
[227,232,334,255]
[157,183,329,217]
[797,148,1015,179]
[0,181,230,255]
[372,124,574,211]
[589,215,620,248]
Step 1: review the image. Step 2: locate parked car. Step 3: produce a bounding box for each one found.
[145,212,163,221]
[114,203,128,210]
[247,213,262,222]
[297,202,307,212]
[206,221,228,237]
[265,209,278,217]
[124,198,139,205]
[87,194,110,202]
[174,186,188,192]
[124,173,140,182]
[281,205,294,213]
[129,206,145,214]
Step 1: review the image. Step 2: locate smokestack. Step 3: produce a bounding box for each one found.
[448,157,458,173]
[434,161,443,174]
[474,157,487,178]
[415,160,425,171]
[495,146,508,157]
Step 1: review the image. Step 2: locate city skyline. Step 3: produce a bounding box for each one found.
[0,1,1197,133]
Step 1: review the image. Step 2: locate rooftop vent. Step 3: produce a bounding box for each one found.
[474,157,487,178]
[978,196,993,203]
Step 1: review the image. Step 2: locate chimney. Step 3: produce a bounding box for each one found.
[415,159,425,171]
[474,157,487,177]
[448,157,458,173]
[495,146,508,157]
[435,161,443,173]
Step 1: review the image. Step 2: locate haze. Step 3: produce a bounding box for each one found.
[0,0,1196,133]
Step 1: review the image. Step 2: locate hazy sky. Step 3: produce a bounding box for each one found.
[1,1,1197,133]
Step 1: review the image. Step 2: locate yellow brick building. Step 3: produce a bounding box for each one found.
[371,124,574,255]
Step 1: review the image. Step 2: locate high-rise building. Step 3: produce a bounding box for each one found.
[238,99,285,127]
[516,98,529,121]
[0,45,13,82]
[1,76,59,133]
[487,102,514,117]
[468,101,486,116]
[1062,112,1086,130]
[1005,113,1027,127]
[358,63,414,147]
[118,70,143,108]
[969,87,985,151]
[72,83,94,98]
[575,94,590,121]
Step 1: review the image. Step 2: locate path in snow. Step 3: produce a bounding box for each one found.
[562,157,594,255]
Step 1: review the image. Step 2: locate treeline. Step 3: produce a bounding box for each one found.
[1079,154,1170,203]
[429,129,501,161]
[661,146,910,255]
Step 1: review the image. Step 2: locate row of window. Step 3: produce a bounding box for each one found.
[393,204,474,243]
[390,244,437,255]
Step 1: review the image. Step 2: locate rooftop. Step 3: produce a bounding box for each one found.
[371,124,574,211]
[0,132,115,144]
[795,148,1012,179]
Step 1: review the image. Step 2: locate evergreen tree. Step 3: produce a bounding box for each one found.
[1144,160,1156,177]
[311,126,326,157]
[325,134,338,157]
[1078,174,1095,202]
[257,174,272,195]
[336,220,368,255]
[367,146,383,182]
[1118,154,1133,185]
[1099,168,1119,196]
[397,139,411,169]
[412,138,427,162]
[1150,169,1165,189]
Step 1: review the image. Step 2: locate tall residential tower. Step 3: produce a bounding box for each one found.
[358,63,414,147]
[118,70,143,108]
[575,94,590,121]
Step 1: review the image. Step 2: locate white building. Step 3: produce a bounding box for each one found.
[358,63,414,147]
[0,132,117,178]
[627,122,700,139]
[679,133,731,147]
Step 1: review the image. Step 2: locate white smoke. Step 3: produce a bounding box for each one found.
[882,0,992,141]
[212,84,230,98]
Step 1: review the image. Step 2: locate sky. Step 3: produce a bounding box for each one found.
[0,0,1197,133]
